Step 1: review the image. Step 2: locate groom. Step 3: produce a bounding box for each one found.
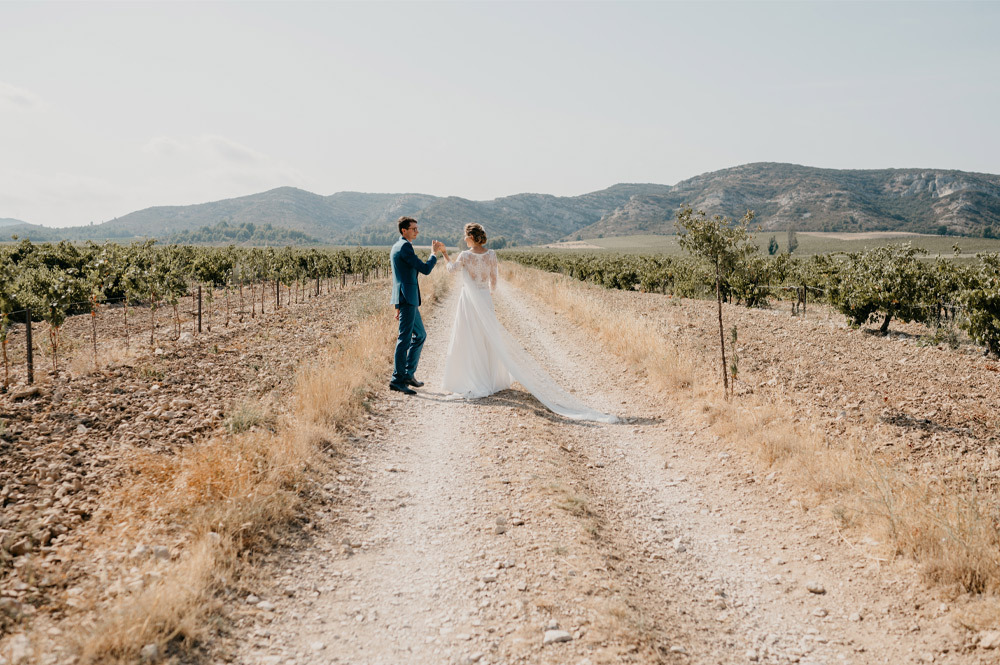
[390,216,444,395]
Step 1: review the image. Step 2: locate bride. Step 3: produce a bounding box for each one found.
[439,223,617,424]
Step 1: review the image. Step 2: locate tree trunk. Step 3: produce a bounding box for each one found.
[150,291,156,347]
[91,305,98,370]
[716,260,729,398]
[879,313,892,335]
[2,339,9,391]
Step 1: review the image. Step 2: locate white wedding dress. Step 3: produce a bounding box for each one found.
[441,249,617,424]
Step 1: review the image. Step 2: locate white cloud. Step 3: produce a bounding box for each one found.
[203,135,264,164]
[0,81,46,111]
[0,168,122,226]
[137,134,309,208]
[141,136,186,157]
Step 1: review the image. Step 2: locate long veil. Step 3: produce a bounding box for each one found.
[444,271,618,424]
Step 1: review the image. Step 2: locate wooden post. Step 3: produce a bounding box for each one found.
[715,260,729,398]
[197,285,203,334]
[25,310,34,385]
[802,283,807,318]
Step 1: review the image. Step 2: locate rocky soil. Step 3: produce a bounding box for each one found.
[593,291,1000,495]
[209,277,998,665]
[0,281,384,648]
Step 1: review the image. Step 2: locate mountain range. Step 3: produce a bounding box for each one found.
[5,163,1000,246]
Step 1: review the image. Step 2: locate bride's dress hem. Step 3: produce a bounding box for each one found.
[440,250,618,425]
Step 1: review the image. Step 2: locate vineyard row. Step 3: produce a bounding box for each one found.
[500,244,1000,356]
[0,240,393,388]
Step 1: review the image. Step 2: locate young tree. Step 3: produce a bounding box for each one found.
[786,229,799,254]
[768,235,779,255]
[676,207,756,398]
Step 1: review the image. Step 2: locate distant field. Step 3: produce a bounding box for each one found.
[534,233,1000,257]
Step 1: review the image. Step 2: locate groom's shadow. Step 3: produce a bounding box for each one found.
[415,387,658,427]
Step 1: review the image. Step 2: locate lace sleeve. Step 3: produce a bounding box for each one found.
[488,250,498,291]
[446,251,465,273]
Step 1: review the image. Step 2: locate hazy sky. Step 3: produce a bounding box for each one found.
[2,1,999,227]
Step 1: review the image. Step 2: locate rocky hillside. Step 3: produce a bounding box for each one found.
[573,163,1000,239]
[77,188,439,243]
[346,184,673,246]
[5,163,1000,246]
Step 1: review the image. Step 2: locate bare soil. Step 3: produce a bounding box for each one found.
[210,277,993,665]
[0,281,384,646]
[598,292,1000,496]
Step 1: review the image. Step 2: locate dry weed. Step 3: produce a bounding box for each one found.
[69,271,452,663]
[505,262,1000,609]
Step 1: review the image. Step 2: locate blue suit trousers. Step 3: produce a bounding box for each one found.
[393,304,425,383]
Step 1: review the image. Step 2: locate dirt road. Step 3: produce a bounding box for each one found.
[223,279,978,665]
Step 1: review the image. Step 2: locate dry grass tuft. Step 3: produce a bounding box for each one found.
[79,535,230,664]
[70,271,452,663]
[505,262,1000,612]
[504,266,694,392]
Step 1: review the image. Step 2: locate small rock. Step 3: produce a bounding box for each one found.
[131,544,151,559]
[543,629,573,645]
[482,573,497,583]
[11,386,43,400]
[465,653,484,664]
[849,612,863,622]
[257,601,276,611]
[547,619,559,630]
[979,631,1000,649]
[140,643,159,662]
[246,595,261,605]
[0,598,23,619]
[813,608,829,618]
[669,645,687,654]
[495,524,507,535]
[310,641,325,651]
[8,539,33,556]
[806,581,826,594]
[152,546,170,561]
[7,634,32,665]
[673,538,686,553]
[747,649,759,661]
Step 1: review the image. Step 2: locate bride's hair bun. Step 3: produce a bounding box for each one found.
[465,223,487,245]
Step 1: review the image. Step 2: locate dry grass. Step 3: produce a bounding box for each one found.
[66,338,144,377]
[61,271,451,663]
[505,263,1000,624]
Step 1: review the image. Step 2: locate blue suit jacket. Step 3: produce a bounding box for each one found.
[391,237,437,306]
